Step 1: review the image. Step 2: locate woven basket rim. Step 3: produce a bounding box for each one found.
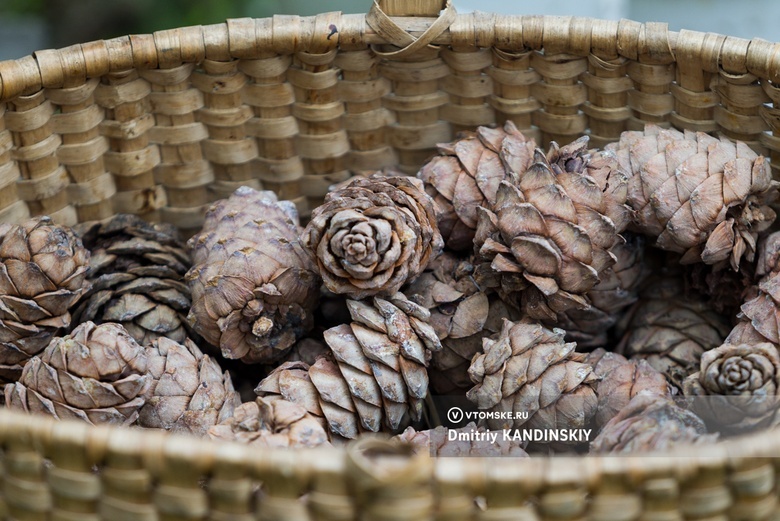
[1,13,779,101]
[1,9,780,479]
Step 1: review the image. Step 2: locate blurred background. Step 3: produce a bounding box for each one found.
[1,0,778,61]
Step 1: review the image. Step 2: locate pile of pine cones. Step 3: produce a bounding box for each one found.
[3,122,780,456]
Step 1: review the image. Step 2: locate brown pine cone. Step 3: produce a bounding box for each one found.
[0,217,91,383]
[395,423,529,457]
[138,337,241,436]
[417,122,536,251]
[256,292,441,439]
[683,342,780,434]
[403,252,509,394]
[473,138,629,321]
[607,125,778,270]
[71,214,192,346]
[186,187,320,364]
[554,233,648,348]
[728,268,780,345]
[466,319,598,441]
[589,353,672,429]
[617,277,731,390]
[4,322,148,425]
[590,394,717,454]
[208,396,330,448]
[302,174,443,300]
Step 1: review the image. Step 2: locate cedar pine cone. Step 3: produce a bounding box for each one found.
[208,396,330,448]
[607,125,778,270]
[71,214,193,346]
[302,174,443,300]
[466,319,598,440]
[618,277,731,390]
[417,121,536,251]
[683,342,780,434]
[473,138,629,321]
[256,293,441,439]
[138,337,241,436]
[4,322,148,425]
[553,233,648,348]
[0,217,91,383]
[590,393,716,454]
[186,187,320,364]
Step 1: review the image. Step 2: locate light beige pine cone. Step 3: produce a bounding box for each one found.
[466,319,598,442]
[72,214,193,346]
[607,124,778,270]
[186,187,321,364]
[0,217,91,383]
[256,292,441,439]
[591,393,717,454]
[208,396,330,448]
[417,121,537,251]
[302,174,443,300]
[4,322,148,425]
[473,138,630,321]
[138,337,241,436]
[683,342,780,434]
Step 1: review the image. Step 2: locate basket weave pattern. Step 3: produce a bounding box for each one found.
[1,2,780,519]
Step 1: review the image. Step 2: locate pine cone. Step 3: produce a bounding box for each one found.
[4,322,148,425]
[0,217,91,383]
[138,337,241,436]
[256,293,441,439]
[417,122,536,251]
[728,268,780,346]
[71,214,192,346]
[684,262,755,317]
[683,342,780,434]
[618,277,731,390]
[591,355,672,428]
[208,396,330,448]
[395,423,529,457]
[607,125,778,270]
[590,394,716,454]
[186,187,320,364]
[466,320,598,441]
[554,233,648,348]
[302,174,443,300]
[404,252,509,394]
[473,138,629,321]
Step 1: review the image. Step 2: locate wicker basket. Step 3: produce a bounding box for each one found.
[1,1,780,519]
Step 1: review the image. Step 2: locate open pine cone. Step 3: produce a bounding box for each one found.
[591,393,716,454]
[302,174,443,300]
[473,138,629,321]
[72,214,192,346]
[208,396,330,448]
[256,292,441,439]
[466,319,598,442]
[417,121,536,251]
[607,125,778,270]
[0,217,91,383]
[186,187,320,364]
[4,322,148,425]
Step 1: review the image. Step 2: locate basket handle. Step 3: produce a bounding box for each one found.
[377,0,446,16]
[367,0,456,57]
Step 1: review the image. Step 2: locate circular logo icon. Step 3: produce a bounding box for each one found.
[447,406,464,424]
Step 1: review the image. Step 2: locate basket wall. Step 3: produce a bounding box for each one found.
[0,6,780,521]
